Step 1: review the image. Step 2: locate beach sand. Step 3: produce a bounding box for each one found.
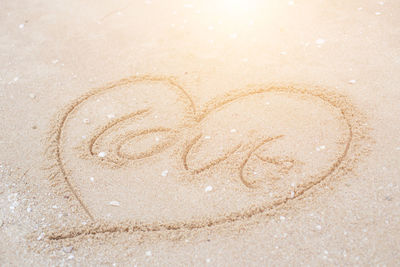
[0,0,399,265]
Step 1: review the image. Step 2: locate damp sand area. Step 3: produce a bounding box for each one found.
[1,0,399,266]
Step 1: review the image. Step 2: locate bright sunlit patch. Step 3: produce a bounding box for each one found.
[203,0,263,36]
[213,0,263,21]
[176,0,279,49]
[221,0,253,16]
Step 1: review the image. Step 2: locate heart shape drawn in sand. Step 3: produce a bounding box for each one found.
[46,75,366,239]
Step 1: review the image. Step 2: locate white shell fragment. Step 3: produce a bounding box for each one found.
[63,246,73,253]
[98,151,107,158]
[109,201,120,206]
[229,33,238,39]
[348,79,356,84]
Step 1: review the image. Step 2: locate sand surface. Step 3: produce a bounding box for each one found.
[1,0,399,266]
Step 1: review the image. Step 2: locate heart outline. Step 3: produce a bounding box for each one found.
[45,75,367,240]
